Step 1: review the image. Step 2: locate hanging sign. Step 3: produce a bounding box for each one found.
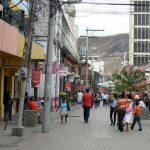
[65,80,71,90]
[32,69,41,88]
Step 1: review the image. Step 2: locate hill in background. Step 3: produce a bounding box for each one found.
[78,33,129,77]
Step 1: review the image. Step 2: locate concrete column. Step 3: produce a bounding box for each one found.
[0,68,4,117]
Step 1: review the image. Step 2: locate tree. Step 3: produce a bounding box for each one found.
[112,65,148,92]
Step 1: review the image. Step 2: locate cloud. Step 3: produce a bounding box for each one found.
[75,0,130,36]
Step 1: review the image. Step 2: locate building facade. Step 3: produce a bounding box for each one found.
[129,0,150,66]
[0,1,44,117]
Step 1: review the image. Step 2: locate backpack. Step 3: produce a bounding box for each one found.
[67,103,70,111]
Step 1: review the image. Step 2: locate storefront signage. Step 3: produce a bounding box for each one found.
[65,80,71,90]
[59,67,68,76]
[32,69,41,88]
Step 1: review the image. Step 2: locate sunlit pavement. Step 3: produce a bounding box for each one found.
[0,105,150,150]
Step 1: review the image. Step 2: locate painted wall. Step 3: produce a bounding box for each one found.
[0,19,18,55]
[17,33,44,59]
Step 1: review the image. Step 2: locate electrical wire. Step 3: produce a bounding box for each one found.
[61,1,150,6]
[9,0,24,9]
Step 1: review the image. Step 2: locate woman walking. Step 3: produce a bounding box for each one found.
[123,94,133,131]
[110,94,117,126]
[56,98,69,124]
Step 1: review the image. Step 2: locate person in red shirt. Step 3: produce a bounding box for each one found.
[130,101,142,131]
[82,88,93,123]
[27,96,38,111]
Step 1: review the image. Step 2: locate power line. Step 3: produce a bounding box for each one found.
[62,1,150,6]
[9,0,24,9]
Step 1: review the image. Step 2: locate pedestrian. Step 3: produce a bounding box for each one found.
[135,95,146,108]
[24,92,29,110]
[130,101,142,131]
[56,98,69,124]
[82,88,93,123]
[94,94,99,109]
[110,93,117,126]
[117,92,130,132]
[143,93,149,110]
[124,94,133,131]
[27,96,38,110]
[102,93,107,106]
[97,93,101,107]
[3,91,13,121]
[77,90,83,107]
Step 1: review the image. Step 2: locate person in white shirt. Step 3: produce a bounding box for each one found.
[135,95,146,108]
[77,90,83,106]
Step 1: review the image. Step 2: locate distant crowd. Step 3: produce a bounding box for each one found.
[3,89,150,133]
[75,89,150,132]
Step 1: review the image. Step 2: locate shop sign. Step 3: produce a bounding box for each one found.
[68,76,74,82]
[59,67,68,76]
[80,84,85,91]
[65,80,71,90]
[32,69,41,88]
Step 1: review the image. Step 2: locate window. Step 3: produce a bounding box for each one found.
[146,15,150,25]
[138,14,141,25]
[134,1,138,12]
[134,14,137,25]
[134,28,137,39]
[142,14,145,25]
[141,28,145,38]
[142,1,145,12]
[134,41,150,53]
[94,57,98,60]
[138,28,141,38]
[134,55,138,66]
[138,42,141,52]
[134,1,150,12]
[134,28,150,39]
[134,42,138,52]
[137,1,141,12]
[145,42,148,52]
[146,1,150,12]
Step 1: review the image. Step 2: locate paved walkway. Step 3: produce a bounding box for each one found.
[0,105,150,150]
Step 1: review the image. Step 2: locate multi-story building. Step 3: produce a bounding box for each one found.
[31,1,80,108]
[129,0,150,66]
[0,1,44,117]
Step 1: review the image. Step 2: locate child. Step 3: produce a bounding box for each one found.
[130,101,142,131]
[56,99,68,124]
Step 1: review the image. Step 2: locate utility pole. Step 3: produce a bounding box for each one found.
[42,0,57,133]
[85,28,88,88]
[12,0,38,136]
[85,28,104,88]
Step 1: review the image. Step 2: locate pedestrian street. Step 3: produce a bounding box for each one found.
[1,106,150,150]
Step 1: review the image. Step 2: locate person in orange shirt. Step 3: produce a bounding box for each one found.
[117,93,130,132]
[130,101,142,131]
[27,96,38,111]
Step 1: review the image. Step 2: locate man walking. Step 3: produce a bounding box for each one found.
[117,93,130,132]
[82,88,93,123]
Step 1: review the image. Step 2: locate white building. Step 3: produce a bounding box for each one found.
[129,0,150,66]
[87,56,104,75]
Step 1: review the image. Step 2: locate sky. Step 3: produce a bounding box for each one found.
[75,0,130,36]
[12,0,130,37]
